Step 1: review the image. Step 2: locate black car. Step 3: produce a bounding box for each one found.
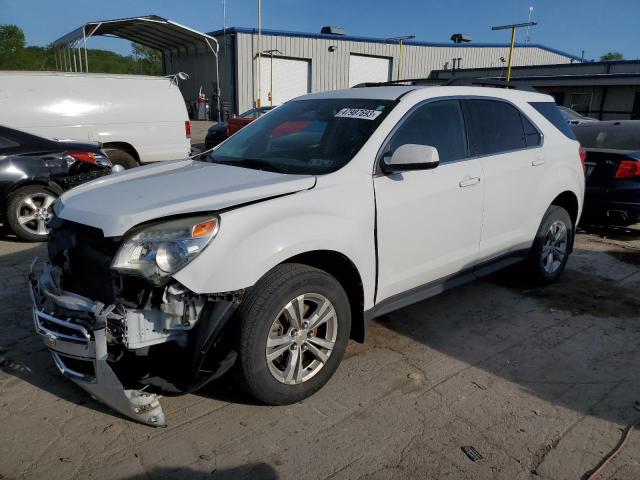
[572,120,640,226]
[0,126,112,241]
[204,106,275,149]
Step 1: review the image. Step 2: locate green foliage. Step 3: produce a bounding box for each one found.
[600,51,624,62]
[0,24,162,75]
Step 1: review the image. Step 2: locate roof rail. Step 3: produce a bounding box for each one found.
[351,77,537,92]
[351,78,442,88]
[443,77,538,92]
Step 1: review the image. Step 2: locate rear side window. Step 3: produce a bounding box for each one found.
[388,99,468,163]
[463,99,531,156]
[521,115,542,147]
[529,102,577,140]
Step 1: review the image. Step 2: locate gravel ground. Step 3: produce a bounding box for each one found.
[0,227,639,480]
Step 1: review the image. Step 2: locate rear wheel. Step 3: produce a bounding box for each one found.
[526,205,573,284]
[104,148,138,169]
[234,264,351,405]
[6,185,57,242]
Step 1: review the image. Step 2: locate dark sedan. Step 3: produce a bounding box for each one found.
[573,120,640,226]
[204,106,275,149]
[0,126,112,241]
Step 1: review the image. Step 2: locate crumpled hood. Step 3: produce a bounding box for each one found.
[58,160,316,236]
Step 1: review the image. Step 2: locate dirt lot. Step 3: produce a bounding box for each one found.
[1,227,639,480]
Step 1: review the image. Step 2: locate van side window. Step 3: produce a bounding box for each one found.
[464,99,531,155]
[388,100,468,163]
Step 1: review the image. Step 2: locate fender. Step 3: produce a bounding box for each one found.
[173,178,378,309]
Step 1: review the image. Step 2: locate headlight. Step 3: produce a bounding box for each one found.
[111,214,220,284]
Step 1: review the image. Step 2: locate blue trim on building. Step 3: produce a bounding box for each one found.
[208,26,583,62]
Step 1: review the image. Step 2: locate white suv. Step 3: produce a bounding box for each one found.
[30,83,585,426]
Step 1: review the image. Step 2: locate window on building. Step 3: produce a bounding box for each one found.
[569,93,592,114]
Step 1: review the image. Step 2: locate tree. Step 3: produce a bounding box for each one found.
[131,43,162,75]
[0,24,26,68]
[600,51,623,62]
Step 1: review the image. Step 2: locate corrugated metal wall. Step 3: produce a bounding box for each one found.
[166,31,577,116]
[233,32,574,112]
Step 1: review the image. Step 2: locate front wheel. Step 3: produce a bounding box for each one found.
[526,205,573,285]
[234,264,351,405]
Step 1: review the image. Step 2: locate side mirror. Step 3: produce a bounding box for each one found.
[381,144,440,173]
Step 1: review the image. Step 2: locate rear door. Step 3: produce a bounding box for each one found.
[463,98,544,260]
[374,99,484,302]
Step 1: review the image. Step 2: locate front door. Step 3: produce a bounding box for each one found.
[374,99,484,303]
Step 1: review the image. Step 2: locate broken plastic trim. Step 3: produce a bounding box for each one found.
[30,259,166,427]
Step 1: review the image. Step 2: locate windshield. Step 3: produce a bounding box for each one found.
[209,98,395,174]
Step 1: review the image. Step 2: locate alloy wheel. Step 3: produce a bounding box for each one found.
[16,192,56,237]
[265,293,338,385]
[541,220,568,274]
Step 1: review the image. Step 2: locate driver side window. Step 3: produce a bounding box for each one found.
[388,100,468,163]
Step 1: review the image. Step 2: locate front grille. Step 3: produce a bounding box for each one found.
[49,220,120,304]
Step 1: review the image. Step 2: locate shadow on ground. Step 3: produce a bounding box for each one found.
[118,464,278,480]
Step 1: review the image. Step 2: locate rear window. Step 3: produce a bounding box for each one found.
[572,123,640,151]
[530,102,576,140]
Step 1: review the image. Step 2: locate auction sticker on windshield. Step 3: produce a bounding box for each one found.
[335,108,383,120]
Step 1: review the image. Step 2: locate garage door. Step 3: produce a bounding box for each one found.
[349,54,391,87]
[259,57,311,107]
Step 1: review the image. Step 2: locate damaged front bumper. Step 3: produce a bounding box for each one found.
[30,260,166,426]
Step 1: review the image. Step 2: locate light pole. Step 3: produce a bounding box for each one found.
[491,22,536,81]
[388,35,415,81]
[260,49,281,105]
[526,6,534,43]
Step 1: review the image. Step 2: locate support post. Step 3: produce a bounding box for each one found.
[257,0,262,107]
[506,26,516,81]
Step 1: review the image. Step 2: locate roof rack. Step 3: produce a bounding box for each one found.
[352,77,537,92]
[443,77,537,92]
[351,78,442,88]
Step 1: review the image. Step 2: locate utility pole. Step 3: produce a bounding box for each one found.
[387,35,415,81]
[260,49,281,105]
[257,0,262,107]
[491,22,536,81]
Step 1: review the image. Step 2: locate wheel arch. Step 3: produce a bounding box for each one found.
[549,190,580,252]
[550,190,579,228]
[102,142,140,163]
[282,250,367,343]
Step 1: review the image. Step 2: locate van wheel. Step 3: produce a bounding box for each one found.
[6,185,57,242]
[234,264,351,405]
[526,205,573,285]
[104,148,138,169]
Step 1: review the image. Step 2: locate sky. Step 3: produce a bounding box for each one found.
[1,0,639,61]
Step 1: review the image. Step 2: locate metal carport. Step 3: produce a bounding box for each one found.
[52,15,221,119]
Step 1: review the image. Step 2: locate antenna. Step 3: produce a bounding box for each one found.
[222,0,228,54]
[526,6,534,43]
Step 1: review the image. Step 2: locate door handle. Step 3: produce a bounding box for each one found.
[459,177,480,188]
[532,159,545,166]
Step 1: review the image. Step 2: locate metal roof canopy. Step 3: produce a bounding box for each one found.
[52,15,221,117]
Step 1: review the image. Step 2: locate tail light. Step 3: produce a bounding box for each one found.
[615,159,640,180]
[65,151,111,167]
[185,121,191,139]
[578,147,587,173]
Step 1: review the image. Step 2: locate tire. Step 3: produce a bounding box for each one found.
[104,148,138,169]
[6,185,58,242]
[525,205,573,285]
[234,263,352,405]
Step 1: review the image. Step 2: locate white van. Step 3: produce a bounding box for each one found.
[0,72,191,168]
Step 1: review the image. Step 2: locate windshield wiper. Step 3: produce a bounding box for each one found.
[213,158,285,173]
